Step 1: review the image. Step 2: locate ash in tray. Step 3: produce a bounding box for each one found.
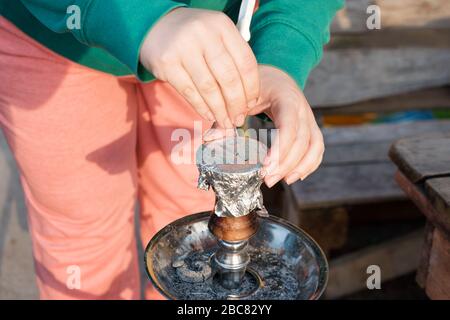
[196,136,268,218]
[168,247,300,300]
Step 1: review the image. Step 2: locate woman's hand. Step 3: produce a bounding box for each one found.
[248,65,325,187]
[203,65,324,187]
[140,7,259,128]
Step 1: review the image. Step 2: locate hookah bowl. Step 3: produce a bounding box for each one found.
[144,136,328,300]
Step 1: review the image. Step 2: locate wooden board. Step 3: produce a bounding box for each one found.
[323,142,391,165]
[395,171,450,233]
[325,229,424,299]
[425,228,450,299]
[389,133,450,182]
[305,47,450,107]
[281,190,348,255]
[329,29,450,50]
[320,5,450,107]
[290,163,404,210]
[323,120,450,165]
[425,177,450,219]
[314,86,450,115]
[331,0,450,33]
[288,120,450,209]
[323,120,450,145]
[416,222,435,288]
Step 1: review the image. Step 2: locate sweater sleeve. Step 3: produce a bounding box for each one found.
[249,0,344,89]
[19,0,187,80]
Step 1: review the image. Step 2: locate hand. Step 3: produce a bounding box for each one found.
[139,7,259,128]
[202,65,324,186]
[248,65,325,187]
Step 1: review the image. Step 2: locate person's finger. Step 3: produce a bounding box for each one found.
[204,44,248,126]
[263,102,304,175]
[203,127,237,142]
[182,51,232,129]
[222,27,260,108]
[164,65,215,121]
[285,124,324,184]
[264,139,303,188]
[264,113,310,187]
[203,121,237,141]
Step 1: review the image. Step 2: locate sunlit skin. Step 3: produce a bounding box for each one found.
[140,8,324,187]
[204,65,325,187]
[140,7,259,129]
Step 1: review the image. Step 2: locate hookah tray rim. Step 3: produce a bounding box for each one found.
[144,211,329,300]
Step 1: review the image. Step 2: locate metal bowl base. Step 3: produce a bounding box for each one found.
[145,212,328,300]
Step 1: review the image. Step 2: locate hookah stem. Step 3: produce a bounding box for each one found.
[215,239,250,290]
[209,213,259,289]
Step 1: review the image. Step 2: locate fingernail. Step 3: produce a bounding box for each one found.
[286,172,301,185]
[206,111,215,121]
[235,114,246,127]
[265,175,281,188]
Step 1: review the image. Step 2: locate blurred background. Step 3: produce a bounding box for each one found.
[1,0,450,299]
[261,0,450,299]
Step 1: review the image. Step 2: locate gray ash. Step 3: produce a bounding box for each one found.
[174,251,212,283]
[160,247,301,300]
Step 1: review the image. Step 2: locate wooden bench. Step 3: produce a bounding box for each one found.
[270,0,450,298]
[276,120,450,299]
[281,120,450,253]
[306,0,450,109]
[390,133,450,299]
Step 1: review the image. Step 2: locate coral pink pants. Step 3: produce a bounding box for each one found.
[0,17,215,299]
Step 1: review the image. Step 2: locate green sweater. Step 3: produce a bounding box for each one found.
[0,0,343,89]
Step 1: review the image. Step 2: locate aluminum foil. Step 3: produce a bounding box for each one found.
[196,136,268,218]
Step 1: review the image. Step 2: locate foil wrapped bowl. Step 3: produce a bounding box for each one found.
[144,212,328,300]
[196,135,268,218]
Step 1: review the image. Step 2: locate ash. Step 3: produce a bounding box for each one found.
[163,247,301,300]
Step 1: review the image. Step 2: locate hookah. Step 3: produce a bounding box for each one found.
[144,1,328,300]
[144,135,328,299]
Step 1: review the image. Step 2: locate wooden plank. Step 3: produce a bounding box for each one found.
[416,222,435,288]
[395,171,450,233]
[281,190,348,255]
[425,229,450,299]
[305,48,450,106]
[329,29,450,50]
[285,121,450,208]
[296,207,348,255]
[325,229,424,299]
[314,86,450,115]
[323,120,450,145]
[323,142,391,165]
[425,177,450,219]
[389,133,450,182]
[290,162,404,210]
[331,0,450,33]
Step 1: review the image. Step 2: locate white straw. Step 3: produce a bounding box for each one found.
[236,0,256,42]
